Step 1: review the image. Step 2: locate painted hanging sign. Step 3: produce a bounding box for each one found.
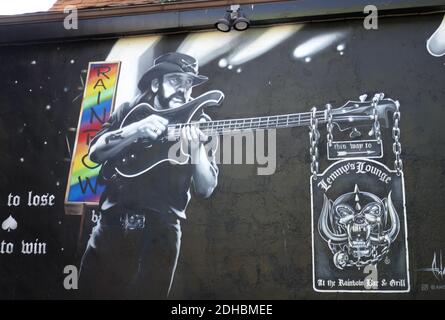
[65,61,121,206]
[309,94,410,292]
[311,159,410,292]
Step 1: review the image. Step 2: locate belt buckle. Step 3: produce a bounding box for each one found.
[120,213,145,230]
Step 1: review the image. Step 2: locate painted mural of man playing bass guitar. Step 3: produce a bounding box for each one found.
[79,52,219,299]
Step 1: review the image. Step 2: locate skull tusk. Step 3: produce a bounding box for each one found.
[318,194,348,244]
[385,191,400,242]
[370,191,400,244]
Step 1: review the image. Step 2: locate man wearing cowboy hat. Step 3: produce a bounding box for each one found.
[79,52,219,299]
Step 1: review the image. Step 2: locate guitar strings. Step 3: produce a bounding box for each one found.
[166,111,327,138]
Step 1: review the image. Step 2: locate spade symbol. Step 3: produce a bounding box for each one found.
[2,215,17,232]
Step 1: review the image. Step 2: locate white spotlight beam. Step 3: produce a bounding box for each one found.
[293,30,348,59]
[227,24,303,66]
[177,31,242,67]
[106,35,161,107]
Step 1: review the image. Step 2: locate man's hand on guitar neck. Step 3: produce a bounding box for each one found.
[180,116,211,162]
[180,119,209,159]
[180,118,218,198]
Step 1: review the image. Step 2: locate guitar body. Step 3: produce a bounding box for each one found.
[114,90,224,178]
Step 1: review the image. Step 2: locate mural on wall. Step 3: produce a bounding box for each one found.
[1,14,445,299]
[72,44,414,297]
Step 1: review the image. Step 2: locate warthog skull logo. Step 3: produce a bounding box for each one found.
[318,185,400,269]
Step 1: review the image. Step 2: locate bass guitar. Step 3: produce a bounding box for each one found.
[113,90,397,178]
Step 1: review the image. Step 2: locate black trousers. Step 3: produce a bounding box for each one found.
[79,208,182,299]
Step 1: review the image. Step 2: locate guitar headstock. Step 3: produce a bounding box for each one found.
[331,93,399,135]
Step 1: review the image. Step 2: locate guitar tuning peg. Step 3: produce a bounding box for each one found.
[350,127,362,138]
[372,93,385,102]
[359,94,368,102]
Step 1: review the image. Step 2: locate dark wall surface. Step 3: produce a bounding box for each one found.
[0,13,444,299]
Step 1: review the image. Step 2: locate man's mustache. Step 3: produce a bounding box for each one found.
[168,93,186,103]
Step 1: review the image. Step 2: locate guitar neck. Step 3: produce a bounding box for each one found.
[169,111,327,137]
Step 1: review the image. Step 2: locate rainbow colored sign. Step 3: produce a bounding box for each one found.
[65,61,121,205]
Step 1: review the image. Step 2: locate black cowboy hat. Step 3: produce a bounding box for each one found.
[138,52,208,92]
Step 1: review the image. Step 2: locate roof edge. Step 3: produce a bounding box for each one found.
[0,0,283,25]
[1,0,444,46]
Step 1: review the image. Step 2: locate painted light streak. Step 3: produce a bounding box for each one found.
[293,31,348,60]
[177,31,241,67]
[107,36,161,108]
[227,25,302,66]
